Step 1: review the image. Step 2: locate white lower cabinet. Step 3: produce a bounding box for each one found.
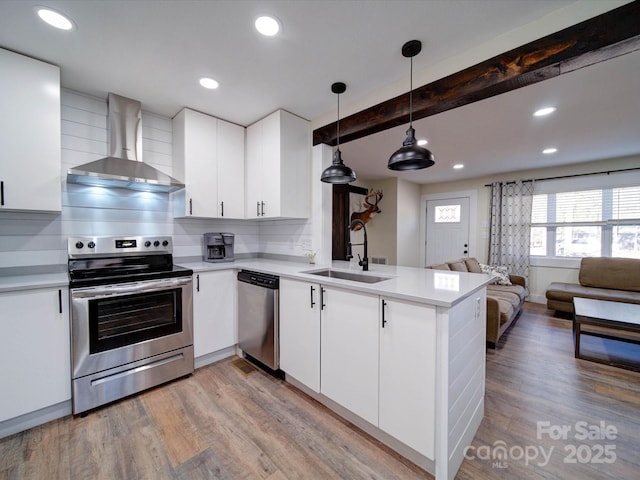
[193,271,236,358]
[379,298,436,459]
[280,281,438,460]
[320,287,379,426]
[0,287,70,422]
[279,278,321,392]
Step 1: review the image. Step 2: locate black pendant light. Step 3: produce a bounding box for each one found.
[388,40,435,171]
[321,82,356,183]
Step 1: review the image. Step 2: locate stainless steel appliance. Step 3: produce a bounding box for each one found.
[204,232,235,263]
[67,93,184,193]
[68,236,194,414]
[237,270,279,370]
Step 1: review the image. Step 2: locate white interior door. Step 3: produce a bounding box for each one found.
[425,197,470,265]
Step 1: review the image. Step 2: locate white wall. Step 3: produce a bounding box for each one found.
[420,155,640,302]
[396,179,421,266]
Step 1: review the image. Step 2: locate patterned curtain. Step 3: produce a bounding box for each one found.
[489,180,534,279]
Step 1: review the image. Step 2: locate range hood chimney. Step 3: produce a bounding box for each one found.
[67,93,184,193]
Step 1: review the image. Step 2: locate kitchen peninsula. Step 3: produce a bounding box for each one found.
[180,258,492,480]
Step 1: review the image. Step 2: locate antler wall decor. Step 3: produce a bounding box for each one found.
[350,189,383,231]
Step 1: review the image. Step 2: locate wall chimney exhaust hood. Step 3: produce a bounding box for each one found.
[67,93,184,193]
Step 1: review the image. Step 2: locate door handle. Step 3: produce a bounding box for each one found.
[196,274,200,292]
[58,289,63,314]
[189,198,193,215]
[1,181,4,206]
[464,250,468,254]
[320,287,326,310]
[257,201,260,216]
[310,286,315,308]
[381,299,387,328]
[221,201,224,217]
[261,201,265,216]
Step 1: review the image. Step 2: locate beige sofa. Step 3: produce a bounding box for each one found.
[427,258,527,348]
[546,257,640,314]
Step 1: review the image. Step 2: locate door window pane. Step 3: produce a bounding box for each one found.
[434,204,460,223]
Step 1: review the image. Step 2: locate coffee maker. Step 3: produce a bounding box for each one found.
[204,233,235,263]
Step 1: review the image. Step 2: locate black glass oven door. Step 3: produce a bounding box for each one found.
[88,288,183,354]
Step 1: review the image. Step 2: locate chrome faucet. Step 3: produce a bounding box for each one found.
[346,219,369,271]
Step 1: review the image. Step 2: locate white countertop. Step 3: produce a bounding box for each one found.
[0,259,492,307]
[180,258,492,308]
[0,272,69,293]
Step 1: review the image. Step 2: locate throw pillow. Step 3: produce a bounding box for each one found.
[480,263,512,285]
[464,257,483,273]
[448,261,468,272]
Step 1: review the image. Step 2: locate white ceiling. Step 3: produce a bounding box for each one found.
[0,0,638,184]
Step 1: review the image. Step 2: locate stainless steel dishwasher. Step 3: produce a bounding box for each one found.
[237,270,279,370]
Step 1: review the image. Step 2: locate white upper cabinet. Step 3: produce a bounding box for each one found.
[0,48,61,212]
[245,110,310,219]
[172,108,245,218]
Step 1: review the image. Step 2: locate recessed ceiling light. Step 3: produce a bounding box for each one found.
[255,16,280,36]
[542,148,558,154]
[199,77,219,89]
[534,107,556,117]
[37,8,74,30]
[417,139,428,146]
[453,164,464,169]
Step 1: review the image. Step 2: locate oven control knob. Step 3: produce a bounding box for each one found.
[87,241,95,249]
[144,241,151,247]
[75,241,84,249]
[162,240,169,247]
[153,240,160,247]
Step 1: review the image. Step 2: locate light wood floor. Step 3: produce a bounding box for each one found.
[1,303,639,479]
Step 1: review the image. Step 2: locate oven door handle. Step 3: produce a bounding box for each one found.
[71,276,192,299]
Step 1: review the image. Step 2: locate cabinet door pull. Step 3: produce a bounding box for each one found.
[58,289,63,314]
[1,181,4,206]
[196,274,200,292]
[381,299,387,328]
[310,286,316,308]
[221,201,224,217]
[257,201,261,216]
[189,198,193,215]
[320,287,326,310]
[261,201,265,216]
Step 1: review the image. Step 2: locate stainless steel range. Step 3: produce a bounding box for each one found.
[68,236,194,415]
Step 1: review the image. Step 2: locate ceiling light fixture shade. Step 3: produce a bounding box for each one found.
[388,40,435,171]
[321,82,356,184]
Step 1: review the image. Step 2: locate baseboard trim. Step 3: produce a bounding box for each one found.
[0,400,71,439]
[195,346,236,369]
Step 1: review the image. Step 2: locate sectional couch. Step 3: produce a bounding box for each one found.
[545,257,640,313]
[427,258,527,348]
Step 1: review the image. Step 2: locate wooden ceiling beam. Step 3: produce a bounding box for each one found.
[313,1,640,146]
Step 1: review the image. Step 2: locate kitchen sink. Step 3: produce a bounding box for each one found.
[304,269,391,284]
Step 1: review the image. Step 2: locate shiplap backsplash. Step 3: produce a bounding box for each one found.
[0,89,315,269]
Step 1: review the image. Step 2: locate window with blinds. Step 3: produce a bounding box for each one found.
[530,185,640,258]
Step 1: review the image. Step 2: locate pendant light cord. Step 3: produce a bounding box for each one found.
[336,92,341,148]
[409,55,413,128]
